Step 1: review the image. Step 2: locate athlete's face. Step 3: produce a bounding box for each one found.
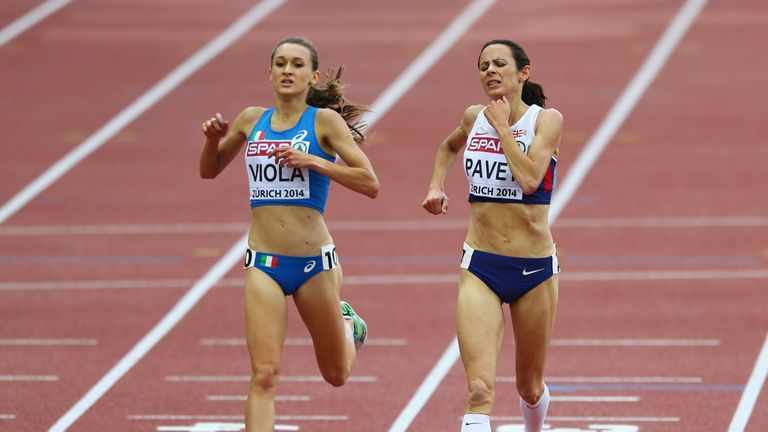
[478,44,530,99]
[270,43,319,97]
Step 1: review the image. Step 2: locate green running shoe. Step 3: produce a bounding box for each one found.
[340,301,367,351]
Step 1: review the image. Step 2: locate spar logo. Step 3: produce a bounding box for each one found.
[246,140,291,156]
[468,135,529,154]
[468,136,503,154]
[245,130,310,156]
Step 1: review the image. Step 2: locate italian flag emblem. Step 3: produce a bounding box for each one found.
[259,254,278,268]
[253,130,265,140]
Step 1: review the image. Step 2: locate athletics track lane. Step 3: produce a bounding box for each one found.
[2,0,494,431]
[405,0,768,430]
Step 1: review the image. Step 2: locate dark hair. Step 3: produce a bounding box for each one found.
[478,39,547,107]
[271,36,369,144]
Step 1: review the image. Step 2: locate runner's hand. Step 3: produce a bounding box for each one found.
[269,146,316,169]
[422,189,449,215]
[202,112,229,141]
[485,96,511,131]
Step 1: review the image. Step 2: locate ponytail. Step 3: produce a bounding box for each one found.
[522,80,547,107]
[307,66,369,145]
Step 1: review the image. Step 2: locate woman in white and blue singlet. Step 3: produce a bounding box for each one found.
[422,40,562,432]
[200,36,378,432]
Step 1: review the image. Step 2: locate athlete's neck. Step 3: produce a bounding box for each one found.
[507,101,530,126]
[272,100,309,129]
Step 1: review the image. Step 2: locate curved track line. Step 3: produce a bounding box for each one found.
[0,0,286,225]
[729,332,768,431]
[45,1,500,429]
[0,0,72,47]
[387,1,709,431]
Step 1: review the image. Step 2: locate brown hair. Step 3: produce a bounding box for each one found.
[271,36,369,144]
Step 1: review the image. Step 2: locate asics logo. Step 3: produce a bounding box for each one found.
[304,261,316,273]
[522,268,544,276]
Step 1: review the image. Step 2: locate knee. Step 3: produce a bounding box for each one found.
[321,366,349,387]
[250,363,280,393]
[517,380,544,406]
[467,378,495,409]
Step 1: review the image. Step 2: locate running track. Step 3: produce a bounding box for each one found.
[1,1,767,431]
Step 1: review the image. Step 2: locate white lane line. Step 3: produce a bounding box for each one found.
[549,0,709,222]
[46,232,250,432]
[200,338,407,346]
[0,338,97,346]
[563,269,768,281]
[0,0,71,47]
[550,396,639,403]
[130,414,346,421]
[556,216,768,228]
[729,331,768,432]
[0,375,58,382]
[4,215,768,236]
[165,375,377,383]
[390,1,709,430]
[42,3,497,429]
[207,395,311,402]
[492,416,679,423]
[158,424,297,432]
[0,279,197,291]
[0,414,15,420]
[0,0,286,225]
[496,376,702,383]
[549,339,720,347]
[6,268,768,292]
[5,215,768,236]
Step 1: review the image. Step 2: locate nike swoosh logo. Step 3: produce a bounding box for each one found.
[465,422,482,426]
[522,268,544,276]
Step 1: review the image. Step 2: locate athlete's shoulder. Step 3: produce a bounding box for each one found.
[463,104,485,119]
[315,107,344,123]
[538,107,563,123]
[238,106,268,122]
[460,104,485,133]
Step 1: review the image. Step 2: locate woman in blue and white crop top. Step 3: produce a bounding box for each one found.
[422,39,563,432]
[199,36,378,432]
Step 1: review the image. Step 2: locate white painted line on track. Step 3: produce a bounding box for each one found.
[129,414,346,421]
[41,3,499,429]
[157,424,298,432]
[496,376,702,384]
[549,0,709,222]
[555,216,768,228]
[0,0,286,225]
[6,268,768,292]
[0,0,71,47]
[165,375,377,383]
[207,395,310,402]
[4,215,768,236]
[0,338,97,346]
[0,414,15,420]
[729,331,768,431]
[492,416,679,423]
[200,337,407,346]
[390,1,709,430]
[0,375,58,381]
[46,231,250,432]
[550,396,639,403]
[549,339,719,347]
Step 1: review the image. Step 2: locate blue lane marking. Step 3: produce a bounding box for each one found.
[0,256,181,265]
[549,384,744,392]
[562,256,757,265]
